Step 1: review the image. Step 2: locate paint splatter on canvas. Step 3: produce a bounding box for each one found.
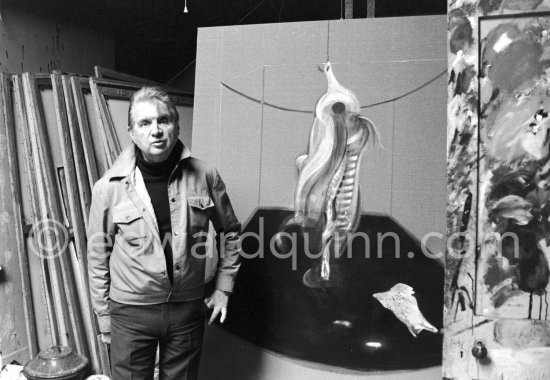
[478,15,550,320]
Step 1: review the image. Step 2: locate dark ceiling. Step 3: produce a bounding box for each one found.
[9,0,446,88]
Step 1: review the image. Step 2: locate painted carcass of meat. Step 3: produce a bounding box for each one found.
[275,62,379,288]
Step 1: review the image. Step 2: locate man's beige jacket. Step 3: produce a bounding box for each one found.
[87,142,241,333]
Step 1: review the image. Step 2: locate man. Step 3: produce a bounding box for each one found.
[87,86,241,379]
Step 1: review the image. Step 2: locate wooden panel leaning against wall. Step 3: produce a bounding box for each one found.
[446,1,550,379]
[12,74,56,358]
[0,74,38,365]
[19,73,101,373]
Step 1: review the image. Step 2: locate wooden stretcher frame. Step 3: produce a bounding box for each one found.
[94,66,161,86]
[58,75,111,376]
[20,72,88,357]
[89,78,121,166]
[70,76,105,181]
[12,74,59,348]
[51,74,104,374]
[0,73,38,360]
[61,76,94,226]
[89,77,194,162]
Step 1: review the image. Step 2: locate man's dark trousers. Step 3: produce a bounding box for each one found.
[110,299,205,380]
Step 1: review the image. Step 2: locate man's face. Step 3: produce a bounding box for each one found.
[129,100,179,163]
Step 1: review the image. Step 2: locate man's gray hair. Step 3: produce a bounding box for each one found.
[128,86,179,127]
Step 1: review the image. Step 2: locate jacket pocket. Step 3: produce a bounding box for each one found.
[187,196,214,232]
[112,206,150,249]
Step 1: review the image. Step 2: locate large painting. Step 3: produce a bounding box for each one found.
[477,14,550,320]
[217,62,445,370]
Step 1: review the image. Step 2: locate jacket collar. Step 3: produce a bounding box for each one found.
[107,140,191,179]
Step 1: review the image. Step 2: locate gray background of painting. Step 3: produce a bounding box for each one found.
[192,17,447,256]
[192,16,446,380]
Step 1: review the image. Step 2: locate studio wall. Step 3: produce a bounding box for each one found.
[0,5,114,75]
[193,16,446,379]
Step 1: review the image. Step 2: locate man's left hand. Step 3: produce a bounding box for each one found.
[204,290,229,325]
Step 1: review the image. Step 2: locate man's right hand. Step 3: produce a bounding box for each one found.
[101,333,111,345]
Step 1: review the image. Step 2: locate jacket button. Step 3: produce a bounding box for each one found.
[174,231,179,236]
[171,197,176,203]
[175,264,181,270]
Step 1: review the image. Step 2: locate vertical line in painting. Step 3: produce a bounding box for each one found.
[390,100,395,215]
[257,66,266,206]
[216,81,223,171]
[326,21,331,62]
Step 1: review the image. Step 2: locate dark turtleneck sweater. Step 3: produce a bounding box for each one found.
[135,142,183,285]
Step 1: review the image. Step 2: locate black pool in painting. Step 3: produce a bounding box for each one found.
[219,208,443,371]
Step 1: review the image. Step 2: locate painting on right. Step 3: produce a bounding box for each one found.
[477,13,550,320]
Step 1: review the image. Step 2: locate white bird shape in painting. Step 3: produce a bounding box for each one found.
[373,283,438,337]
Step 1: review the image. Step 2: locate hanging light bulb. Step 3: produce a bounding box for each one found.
[183,0,189,13]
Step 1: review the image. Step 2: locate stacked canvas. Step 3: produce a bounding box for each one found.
[0,70,193,375]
